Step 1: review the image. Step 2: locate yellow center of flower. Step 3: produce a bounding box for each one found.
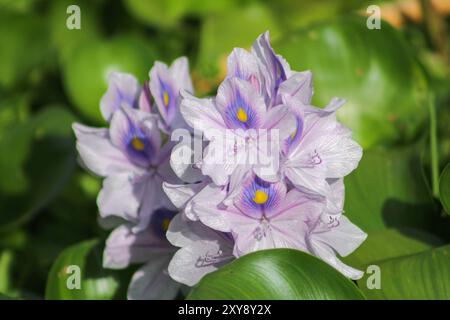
[163,91,170,107]
[253,189,268,204]
[132,137,145,151]
[162,218,171,231]
[237,107,248,122]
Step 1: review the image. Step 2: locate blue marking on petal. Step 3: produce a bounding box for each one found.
[224,90,258,129]
[158,78,175,113]
[122,115,155,167]
[239,177,281,217]
[289,115,303,144]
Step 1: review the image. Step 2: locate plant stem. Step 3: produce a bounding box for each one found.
[428,93,440,198]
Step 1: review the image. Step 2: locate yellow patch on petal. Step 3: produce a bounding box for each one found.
[237,107,248,123]
[162,218,171,231]
[132,137,145,151]
[163,91,170,107]
[253,189,268,204]
[290,126,297,139]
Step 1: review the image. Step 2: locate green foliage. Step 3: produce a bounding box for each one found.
[344,146,439,233]
[188,249,365,300]
[358,245,450,299]
[275,16,428,149]
[46,239,132,299]
[0,12,51,89]
[343,228,444,268]
[0,0,449,301]
[440,164,450,215]
[62,36,158,123]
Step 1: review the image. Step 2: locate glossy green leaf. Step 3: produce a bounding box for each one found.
[123,0,239,28]
[0,12,51,89]
[197,3,281,81]
[275,15,428,149]
[439,163,450,215]
[0,136,75,233]
[46,239,131,300]
[32,106,77,139]
[188,249,365,300]
[62,36,158,123]
[343,228,444,268]
[343,146,446,235]
[358,245,450,299]
[49,0,101,63]
[268,0,375,31]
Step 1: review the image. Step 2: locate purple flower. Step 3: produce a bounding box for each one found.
[166,214,234,286]
[73,106,177,232]
[149,57,193,133]
[100,72,150,122]
[190,174,366,279]
[280,97,363,197]
[180,77,295,186]
[103,209,181,299]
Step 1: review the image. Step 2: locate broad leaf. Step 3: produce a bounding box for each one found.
[343,228,444,268]
[275,15,428,149]
[196,2,280,84]
[439,163,450,215]
[45,239,131,300]
[0,136,75,233]
[343,146,448,236]
[358,245,450,299]
[188,249,365,300]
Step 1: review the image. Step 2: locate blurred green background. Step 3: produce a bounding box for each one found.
[0,0,450,299]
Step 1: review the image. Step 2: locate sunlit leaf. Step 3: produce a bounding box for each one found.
[439,164,450,215]
[196,2,281,83]
[343,145,449,237]
[275,15,428,149]
[358,245,450,299]
[45,239,132,300]
[188,249,365,300]
[343,228,444,268]
[62,36,158,123]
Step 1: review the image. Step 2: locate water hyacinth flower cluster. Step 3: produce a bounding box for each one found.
[73,32,367,299]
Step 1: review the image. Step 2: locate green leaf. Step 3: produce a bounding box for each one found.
[123,0,239,28]
[0,293,13,300]
[0,136,76,233]
[49,0,101,63]
[358,245,450,299]
[0,12,51,89]
[439,163,450,215]
[343,228,444,268]
[268,0,376,31]
[62,36,158,123]
[275,15,428,149]
[45,239,131,300]
[197,3,281,81]
[343,146,444,234]
[32,105,77,139]
[187,249,365,300]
